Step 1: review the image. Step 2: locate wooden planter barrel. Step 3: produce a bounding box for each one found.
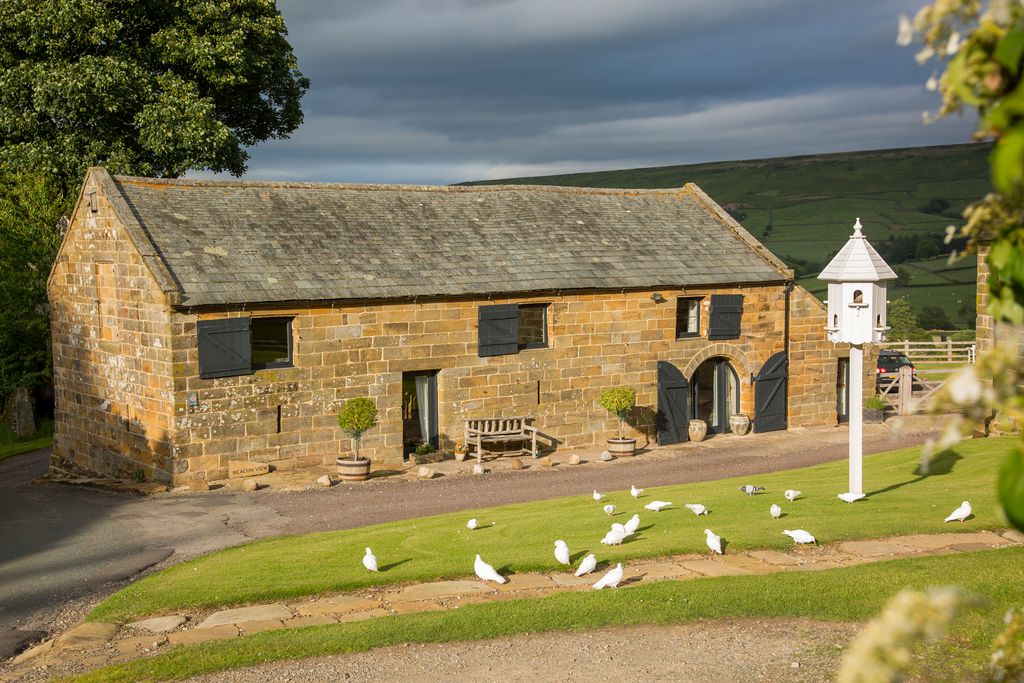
[336,457,371,481]
[606,438,637,457]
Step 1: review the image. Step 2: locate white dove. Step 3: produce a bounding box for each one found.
[644,500,672,512]
[362,547,378,572]
[837,492,865,503]
[738,485,764,496]
[592,490,605,502]
[770,504,782,519]
[783,529,817,545]
[466,518,478,530]
[601,527,627,545]
[554,539,571,565]
[592,563,624,590]
[704,528,723,555]
[603,504,616,516]
[630,484,644,498]
[623,514,640,534]
[575,553,598,576]
[944,501,972,523]
[684,503,708,516]
[784,490,801,502]
[474,554,506,584]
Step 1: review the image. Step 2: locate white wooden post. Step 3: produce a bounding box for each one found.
[848,344,864,497]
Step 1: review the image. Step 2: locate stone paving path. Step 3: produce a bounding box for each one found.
[4,529,1021,680]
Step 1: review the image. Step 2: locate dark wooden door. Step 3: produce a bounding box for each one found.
[657,361,690,445]
[754,352,788,433]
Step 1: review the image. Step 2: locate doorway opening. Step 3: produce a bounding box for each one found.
[402,370,438,460]
[691,357,739,435]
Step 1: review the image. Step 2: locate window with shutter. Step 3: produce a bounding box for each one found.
[197,318,252,378]
[517,304,548,349]
[675,297,701,338]
[707,294,743,340]
[478,304,519,357]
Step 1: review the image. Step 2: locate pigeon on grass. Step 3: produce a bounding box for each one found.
[474,555,506,584]
[945,501,972,523]
[704,529,723,555]
[362,547,378,572]
[592,563,624,590]
[554,540,571,565]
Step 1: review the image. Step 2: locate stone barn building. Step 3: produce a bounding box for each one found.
[47,168,857,484]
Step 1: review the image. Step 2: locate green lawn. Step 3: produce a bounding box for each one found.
[71,546,1024,683]
[0,435,51,462]
[88,437,1013,624]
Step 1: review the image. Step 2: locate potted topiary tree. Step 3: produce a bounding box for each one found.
[336,397,379,481]
[864,394,886,423]
[599,386,637,457]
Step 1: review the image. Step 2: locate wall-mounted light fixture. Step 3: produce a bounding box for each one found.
[650,292,665,303]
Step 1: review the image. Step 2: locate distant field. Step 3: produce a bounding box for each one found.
[465,144,991,329]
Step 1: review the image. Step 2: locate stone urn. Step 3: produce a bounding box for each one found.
[336,457,371,481]
[606,437,637,457]
[687,419,708,443]
[729,413,751,436]
[864,408,884,424]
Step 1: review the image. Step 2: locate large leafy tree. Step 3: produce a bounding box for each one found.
[0,0,308,406]
[0,174,66,400]
[0,0,310,184]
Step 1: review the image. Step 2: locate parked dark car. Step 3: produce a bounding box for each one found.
[876,350,915,388]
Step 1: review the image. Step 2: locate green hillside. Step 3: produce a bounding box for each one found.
[465,144,991,329]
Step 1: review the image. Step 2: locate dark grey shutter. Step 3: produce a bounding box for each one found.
[708,294,743,340]
[657,361,690,445]
[478,304,519,357]
[754,351,788,433]
[197,318,252,378]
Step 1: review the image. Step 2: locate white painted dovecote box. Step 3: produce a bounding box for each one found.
[819,218,897,345]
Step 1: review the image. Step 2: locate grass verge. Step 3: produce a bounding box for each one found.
[0,435,52,462]
[88,437,1013,624]
[70,546,1024,682]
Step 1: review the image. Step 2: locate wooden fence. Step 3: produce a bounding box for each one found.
[876,339,976,415]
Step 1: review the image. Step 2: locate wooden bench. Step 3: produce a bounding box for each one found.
[463,417,538,463]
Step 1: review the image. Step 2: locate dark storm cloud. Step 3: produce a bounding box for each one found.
[205,0,977,184]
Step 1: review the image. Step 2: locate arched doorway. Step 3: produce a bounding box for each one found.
[691,357,739,435]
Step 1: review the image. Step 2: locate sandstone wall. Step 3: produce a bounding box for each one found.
[48,182,176,482]
[171,282,828,481]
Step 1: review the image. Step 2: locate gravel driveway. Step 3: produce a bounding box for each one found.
[188,618,858,682]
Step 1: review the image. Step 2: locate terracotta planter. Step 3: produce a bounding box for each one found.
[864,408,884,424]
[606,437,637,457]
[688,419,708,443]
[336,457,371,481]
[729,413,751,436]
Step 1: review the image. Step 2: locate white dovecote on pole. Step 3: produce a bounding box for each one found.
[818,218,897,501]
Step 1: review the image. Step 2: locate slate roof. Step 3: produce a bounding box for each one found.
[96,170,792,307]
[818,218,897,282]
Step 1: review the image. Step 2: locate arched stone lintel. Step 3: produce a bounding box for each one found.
[679,343,757,381]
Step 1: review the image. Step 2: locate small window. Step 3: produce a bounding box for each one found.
[251,318,293,370]
[517,304,548,349]
[852,289,863,304]
[675,297,701,338]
